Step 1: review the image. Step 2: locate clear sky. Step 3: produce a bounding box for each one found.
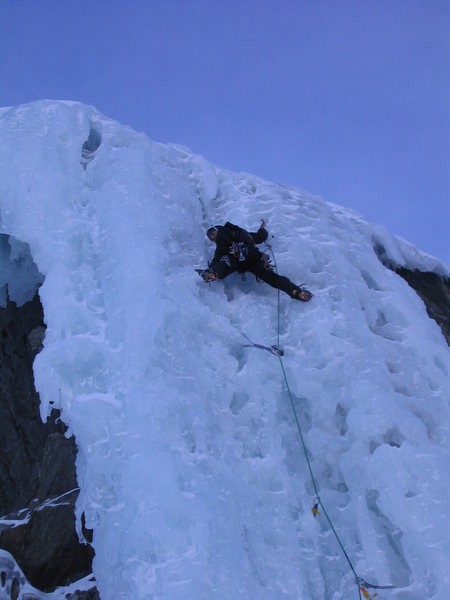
[1,0,449,262]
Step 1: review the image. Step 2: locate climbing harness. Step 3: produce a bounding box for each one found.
[263,234,395,599]
[230,241,247,261]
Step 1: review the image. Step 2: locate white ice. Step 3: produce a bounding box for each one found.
[0,101,449,599]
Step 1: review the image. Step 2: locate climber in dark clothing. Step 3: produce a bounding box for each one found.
[201,222,312,301]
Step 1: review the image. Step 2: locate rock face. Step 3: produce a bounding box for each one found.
[395,267,450,345]
[0,292,98,597]
[372,240,450,346]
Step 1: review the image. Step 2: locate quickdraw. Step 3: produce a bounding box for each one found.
[360,587,377,599]
[241,332,284,357]
[356,577,396,598]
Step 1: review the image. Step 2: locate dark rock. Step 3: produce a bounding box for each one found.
[395,268,450,345]
[0,293,98,595]
[372,240,450,346]
[67,590,100,600]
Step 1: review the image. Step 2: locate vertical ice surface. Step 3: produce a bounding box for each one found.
[0,101,449,599]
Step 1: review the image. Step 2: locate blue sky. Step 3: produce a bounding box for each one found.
[1,1,449,262]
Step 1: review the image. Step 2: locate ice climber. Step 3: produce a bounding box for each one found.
[200,221,312,301]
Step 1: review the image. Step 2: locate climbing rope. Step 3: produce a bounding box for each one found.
[263,242,363,599]
[264,238,396,598]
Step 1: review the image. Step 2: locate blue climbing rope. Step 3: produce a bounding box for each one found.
[266,242,363,600]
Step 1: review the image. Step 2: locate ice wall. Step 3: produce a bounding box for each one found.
[0,101,449,599]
